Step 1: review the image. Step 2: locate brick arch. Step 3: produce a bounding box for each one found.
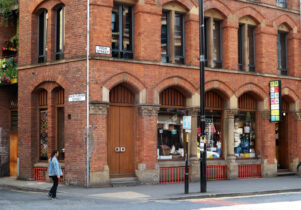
[28,72,71,94]
[102,72,146,94]
[154,76,197,97]
[235,83,268,101]
[273,14,297,31]
[160,0,196,11]
[30,0,65,13]
[204,80,234,99]
[235,6,265,24]
[204,0,232,18]
[282,86,299,103]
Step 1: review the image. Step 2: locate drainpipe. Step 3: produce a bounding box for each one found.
[86,0,90,188]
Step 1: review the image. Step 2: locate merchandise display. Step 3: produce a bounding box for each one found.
[234,111,256,158]
[157,108,186,160]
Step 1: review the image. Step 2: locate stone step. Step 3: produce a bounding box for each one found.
[110,177,140,187]
[277,169,296,176]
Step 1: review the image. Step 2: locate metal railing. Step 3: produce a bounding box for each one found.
[160,167,191,184]
[207,165,228,180]
[34,168,65,183]
[238,164,262,179]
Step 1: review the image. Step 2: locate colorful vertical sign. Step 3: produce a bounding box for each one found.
[269,80,281,122]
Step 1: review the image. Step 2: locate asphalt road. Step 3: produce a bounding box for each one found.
[1,187,301,210]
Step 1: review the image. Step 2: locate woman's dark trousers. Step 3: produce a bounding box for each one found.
[49,176,59,198]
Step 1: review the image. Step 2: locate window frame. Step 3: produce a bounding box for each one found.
[37,10,48,63]
[277,31,288,75]
[112,4,134,59]
[174,12,185,64]
[55,6,65,61]
[212,19,222,68]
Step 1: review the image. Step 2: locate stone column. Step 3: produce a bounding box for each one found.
[224,109,238,179]
[222,19,239,70]
[287,32,300,77]
[188,107,200,181]
[185,13,199,66]
[89,102,110,186]
[260,110,277,177]
[136,105,160,184]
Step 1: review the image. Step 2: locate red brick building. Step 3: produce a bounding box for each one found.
[16,0,301,186]
[0,14,18,177]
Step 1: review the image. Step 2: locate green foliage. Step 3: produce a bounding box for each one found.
[0,57,18,85]
[0,0,18,21]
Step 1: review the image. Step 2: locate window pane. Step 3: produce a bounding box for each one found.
[56,7,64,60]
[38,11,47,63]
[234,111,256,158]
[213,20,221,68]
[112,5,120,53]
[40,110,48,160]
[174,13,184,64]
[122,5,132,52]
[238,25,243,70]
[277,32,287,74]
[161,12,168,63]
[11,111,18,131]
[248,26,255,72]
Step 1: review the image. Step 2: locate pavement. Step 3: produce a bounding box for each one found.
[1,176,301,201]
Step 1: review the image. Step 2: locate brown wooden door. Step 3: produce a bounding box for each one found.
[9,130,18,176]
[278,115,289,169]
[108,105,135,177]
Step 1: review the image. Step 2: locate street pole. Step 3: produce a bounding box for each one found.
[199,0,207,193]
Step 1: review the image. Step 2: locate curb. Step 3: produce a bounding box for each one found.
[0,184,49,193]
[166,188,301,200]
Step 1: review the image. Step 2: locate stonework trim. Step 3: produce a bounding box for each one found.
[138,105,160,116]
[224,109,238,119]
[90,102,109,115]
[294,112,301,120]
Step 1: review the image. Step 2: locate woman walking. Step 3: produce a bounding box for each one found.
[48,150,63,199]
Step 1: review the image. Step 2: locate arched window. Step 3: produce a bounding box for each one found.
[55,87,65,160]
[55,6,65,60]
[204,9,224,68]
[235,92,257,158]
[277,24,289,75]
[161,3,186,64]
[38,10,48,63]
[38,89,48,160]
[238,16,257,72]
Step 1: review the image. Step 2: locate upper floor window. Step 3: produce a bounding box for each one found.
[276,0,287,8]
[238,17,257,72]
[204,17,222,68]
[112,4,133,59]
[277,31,287,75]
[38,10,48,63]
[55,6,65,60]
[161,10,185,64]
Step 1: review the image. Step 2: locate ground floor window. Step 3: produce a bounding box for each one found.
[234,111,256,158]
[39,109,48,160]
[204,110,223,158]
[157,108,186,160]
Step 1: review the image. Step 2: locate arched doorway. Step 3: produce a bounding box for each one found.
[108,84,135,177]
[276,98,289,169]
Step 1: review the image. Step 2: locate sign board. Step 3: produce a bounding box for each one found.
[95,46,110,55]
[269,80,281,122]
[183,116,191,129]
[68,94,86,102]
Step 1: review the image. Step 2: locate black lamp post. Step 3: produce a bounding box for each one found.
[199,0,207,193]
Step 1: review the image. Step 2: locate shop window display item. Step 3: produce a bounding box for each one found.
[157,108,186,160]
[234,112,256,158]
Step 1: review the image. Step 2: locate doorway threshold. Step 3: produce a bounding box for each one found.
[277,169,296,176]
[110,177,140,187]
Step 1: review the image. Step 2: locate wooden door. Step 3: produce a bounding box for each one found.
[108,105,135,177]
[9,130,18,176]
[278,115,289,169]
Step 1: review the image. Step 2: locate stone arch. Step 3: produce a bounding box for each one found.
[204,80,233,99]
[273,14,297,31]
[235,6,265,25]
[153,76,197,105]
[160,0,196,11]
[102,72,146,104]
[204,0,232,18]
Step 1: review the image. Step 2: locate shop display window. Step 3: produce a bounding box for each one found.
[197,110,223,159]
[157,108,186,160]
[234,111,256,158]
